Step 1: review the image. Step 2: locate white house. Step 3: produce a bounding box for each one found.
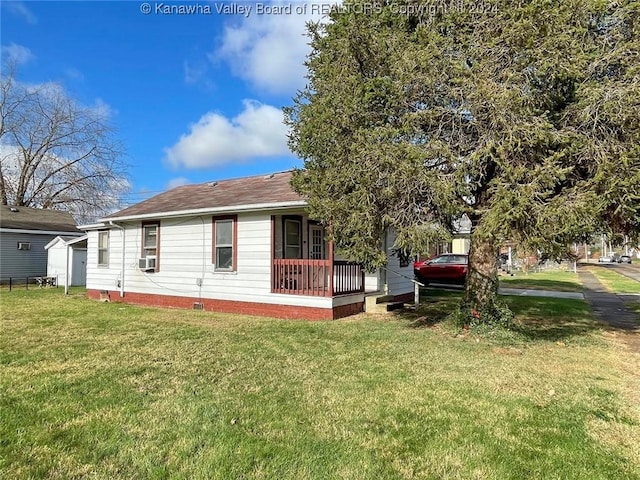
[45,235,88,287]
[80,171,414,320]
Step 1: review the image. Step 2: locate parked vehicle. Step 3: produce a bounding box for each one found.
[414,254,468,285]
[619,255,632,264]
[598,255,613,263]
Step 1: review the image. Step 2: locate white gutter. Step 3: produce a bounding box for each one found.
[100,200,308,223]
[77,223,106,230]
[109,221,126,298]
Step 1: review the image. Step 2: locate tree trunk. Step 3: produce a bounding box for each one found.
[461,229,513,327]
[0,168,7,205]
[463,233,499,316]
[460,231,513,327]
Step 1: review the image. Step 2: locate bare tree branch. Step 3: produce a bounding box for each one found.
[0,62,129,222]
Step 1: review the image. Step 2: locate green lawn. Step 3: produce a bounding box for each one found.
[1,288,639,479]
[585,266,640,294]
[499,270,583,292]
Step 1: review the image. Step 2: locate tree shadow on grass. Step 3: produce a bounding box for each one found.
[504,296,605,342]
[399,291,606,343]
[400,289,461,329]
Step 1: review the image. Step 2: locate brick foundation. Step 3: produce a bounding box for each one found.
[86,289,363,320]
[333,301,365,319]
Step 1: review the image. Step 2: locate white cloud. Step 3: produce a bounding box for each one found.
[184,60,204,85]
[1,43,34,65]
[21,80,65,99]
[19,80,115,121]
[165,100,292,169]
[65,68,85,82]
[167,177,190,190]
[5,2,37,24]
[215,1,327,95]
[91,98,115,119]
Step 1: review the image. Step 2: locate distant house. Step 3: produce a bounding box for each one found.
[0,205,83,280]
[416,217,472,260]
[45,235,88,286]
[80,171,414,320]
[451,216,472,255]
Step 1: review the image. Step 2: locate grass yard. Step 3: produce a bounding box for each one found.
[584,266,640,294]
[499,270,583,292]
[1,288,639,479]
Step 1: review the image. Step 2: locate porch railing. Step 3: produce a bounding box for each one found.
[272,259,364,296]
[333,261,365,295]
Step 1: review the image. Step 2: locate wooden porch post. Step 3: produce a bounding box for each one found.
[328,240,334,297]
[271,215,276,292]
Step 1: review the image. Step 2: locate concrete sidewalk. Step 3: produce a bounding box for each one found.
[577,269,638,331]
[427,285,584,299]
[498,288,584,300]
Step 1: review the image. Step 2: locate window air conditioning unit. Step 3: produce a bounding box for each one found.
[17,242,31,250]
[138,256,156,271]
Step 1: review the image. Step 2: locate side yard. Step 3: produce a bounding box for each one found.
[1,288,639,479]
[499,270,584,293]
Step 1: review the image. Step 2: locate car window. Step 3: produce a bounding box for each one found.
[430,256,449,264]
[453,255,467,264]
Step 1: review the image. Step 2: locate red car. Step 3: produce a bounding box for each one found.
[414,254,468,286]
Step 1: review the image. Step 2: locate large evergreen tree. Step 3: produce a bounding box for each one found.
[286,0,640,323]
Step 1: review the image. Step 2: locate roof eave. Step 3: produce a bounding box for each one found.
[100,200,308,223]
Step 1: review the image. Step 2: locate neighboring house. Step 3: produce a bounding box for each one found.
[45,236,88,286]
[0,205,83,280]
[451,216,471,255]
[80,171,414,319]
[416,217,472,260]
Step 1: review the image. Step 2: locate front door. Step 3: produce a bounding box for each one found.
[309,224,325,260]
[309,224,327,291]
[73,249,87,286]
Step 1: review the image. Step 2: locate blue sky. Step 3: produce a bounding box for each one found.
[1,1,328,205]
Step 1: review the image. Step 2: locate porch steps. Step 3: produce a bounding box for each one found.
[365,294,405,314]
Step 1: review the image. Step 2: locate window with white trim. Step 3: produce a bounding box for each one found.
[213,216,236,271]
[141,223,159,272]
[98,231,109,266]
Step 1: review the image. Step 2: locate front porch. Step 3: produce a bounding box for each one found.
[270,213,365,297]
[272,259,365,296]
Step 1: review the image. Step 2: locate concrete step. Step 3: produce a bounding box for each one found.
[365,294,405,314]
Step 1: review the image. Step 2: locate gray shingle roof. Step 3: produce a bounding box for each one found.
[104,171,304,220]
[0,205,79,232]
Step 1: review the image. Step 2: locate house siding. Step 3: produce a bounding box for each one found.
[85,212,336,311]
[0,232,55,279]
[86,228,123,291]
[452,238,470,254]
[384,229,414,298]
